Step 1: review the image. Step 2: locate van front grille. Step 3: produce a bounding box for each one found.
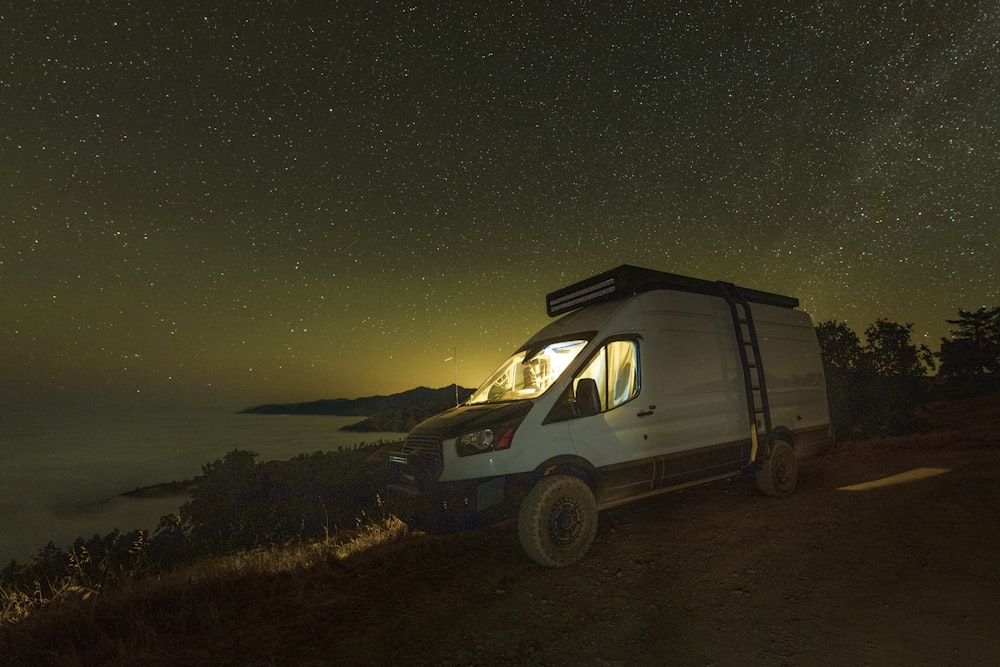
[400,434,443,482]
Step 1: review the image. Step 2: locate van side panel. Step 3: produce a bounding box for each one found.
[639,292,748,458]
[565,290,834,508]
[566,291,752,504]
[754,305,836,455]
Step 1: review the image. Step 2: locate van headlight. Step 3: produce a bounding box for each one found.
[460,428,494,451]
[456,426,516,456]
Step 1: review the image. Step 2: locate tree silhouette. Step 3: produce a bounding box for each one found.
[816,320,864,373]
[815,321,866,437]
[939,305,1000,395]
[815,319,933,437]
[864,319,935,379]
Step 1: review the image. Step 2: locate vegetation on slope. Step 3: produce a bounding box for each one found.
[1,440,399,617]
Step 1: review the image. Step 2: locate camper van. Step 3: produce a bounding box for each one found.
[387,265,835,566]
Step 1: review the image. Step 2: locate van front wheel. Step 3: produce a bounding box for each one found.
[755,440,798,497]
[518,475,597,567]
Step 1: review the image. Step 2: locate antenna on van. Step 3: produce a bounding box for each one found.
[444,346,459,406]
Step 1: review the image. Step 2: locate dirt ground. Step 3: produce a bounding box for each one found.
[11,395,1000,666]
[152,393,998,667]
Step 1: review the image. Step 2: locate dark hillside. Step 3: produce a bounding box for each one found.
[240,384,473,417]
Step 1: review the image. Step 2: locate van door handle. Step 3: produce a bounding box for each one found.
[637,406,656,417]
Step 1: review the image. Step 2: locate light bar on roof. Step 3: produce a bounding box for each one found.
[545,265,800,317]
[546,277,616,316]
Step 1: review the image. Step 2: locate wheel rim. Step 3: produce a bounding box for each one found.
[548,495,586,547]
[774,449,793,487]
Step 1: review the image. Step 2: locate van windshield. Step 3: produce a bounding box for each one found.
[468,339,588,404]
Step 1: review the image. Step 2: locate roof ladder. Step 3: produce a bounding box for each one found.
[718,281,773,464]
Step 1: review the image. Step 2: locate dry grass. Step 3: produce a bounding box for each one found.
[0,505,416,666]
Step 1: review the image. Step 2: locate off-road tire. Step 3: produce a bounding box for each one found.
[518,475,597,567]
[755,439,798,497]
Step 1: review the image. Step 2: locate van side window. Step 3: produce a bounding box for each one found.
[574,340,639,414]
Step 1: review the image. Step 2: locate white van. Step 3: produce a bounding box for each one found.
[387,265,835,566]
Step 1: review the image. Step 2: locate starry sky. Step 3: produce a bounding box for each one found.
[2,2,998,410]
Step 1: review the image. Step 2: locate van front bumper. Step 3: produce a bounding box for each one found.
[386,473,536,533]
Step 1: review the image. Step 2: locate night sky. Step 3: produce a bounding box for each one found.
[3,2,998,410]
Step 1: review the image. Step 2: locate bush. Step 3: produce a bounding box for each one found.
[817,320,934,438]
[0,440,398,610]
[180,446,390,555]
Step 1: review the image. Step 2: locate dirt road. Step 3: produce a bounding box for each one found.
[305,396,1000,666]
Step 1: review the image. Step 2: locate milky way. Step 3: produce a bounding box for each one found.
[2,2,998,408]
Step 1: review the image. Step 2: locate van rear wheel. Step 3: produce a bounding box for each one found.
[755,439,798,497]
[518,475,597,567]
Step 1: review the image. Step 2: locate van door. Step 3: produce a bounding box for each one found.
[641,308,749,483]
[565,338,665,504]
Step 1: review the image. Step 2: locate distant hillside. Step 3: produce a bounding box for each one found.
[240,385,474,419]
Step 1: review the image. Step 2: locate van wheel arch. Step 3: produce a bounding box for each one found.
[534,455,598,491]
[768,427,795,453]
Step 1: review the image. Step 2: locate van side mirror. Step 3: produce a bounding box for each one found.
[574,378,602,418]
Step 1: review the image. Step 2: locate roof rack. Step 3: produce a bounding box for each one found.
[545,264,799,317]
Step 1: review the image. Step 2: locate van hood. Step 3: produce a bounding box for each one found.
[410,401,534,439]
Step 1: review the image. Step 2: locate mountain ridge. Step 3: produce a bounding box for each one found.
[240,384,475,420]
